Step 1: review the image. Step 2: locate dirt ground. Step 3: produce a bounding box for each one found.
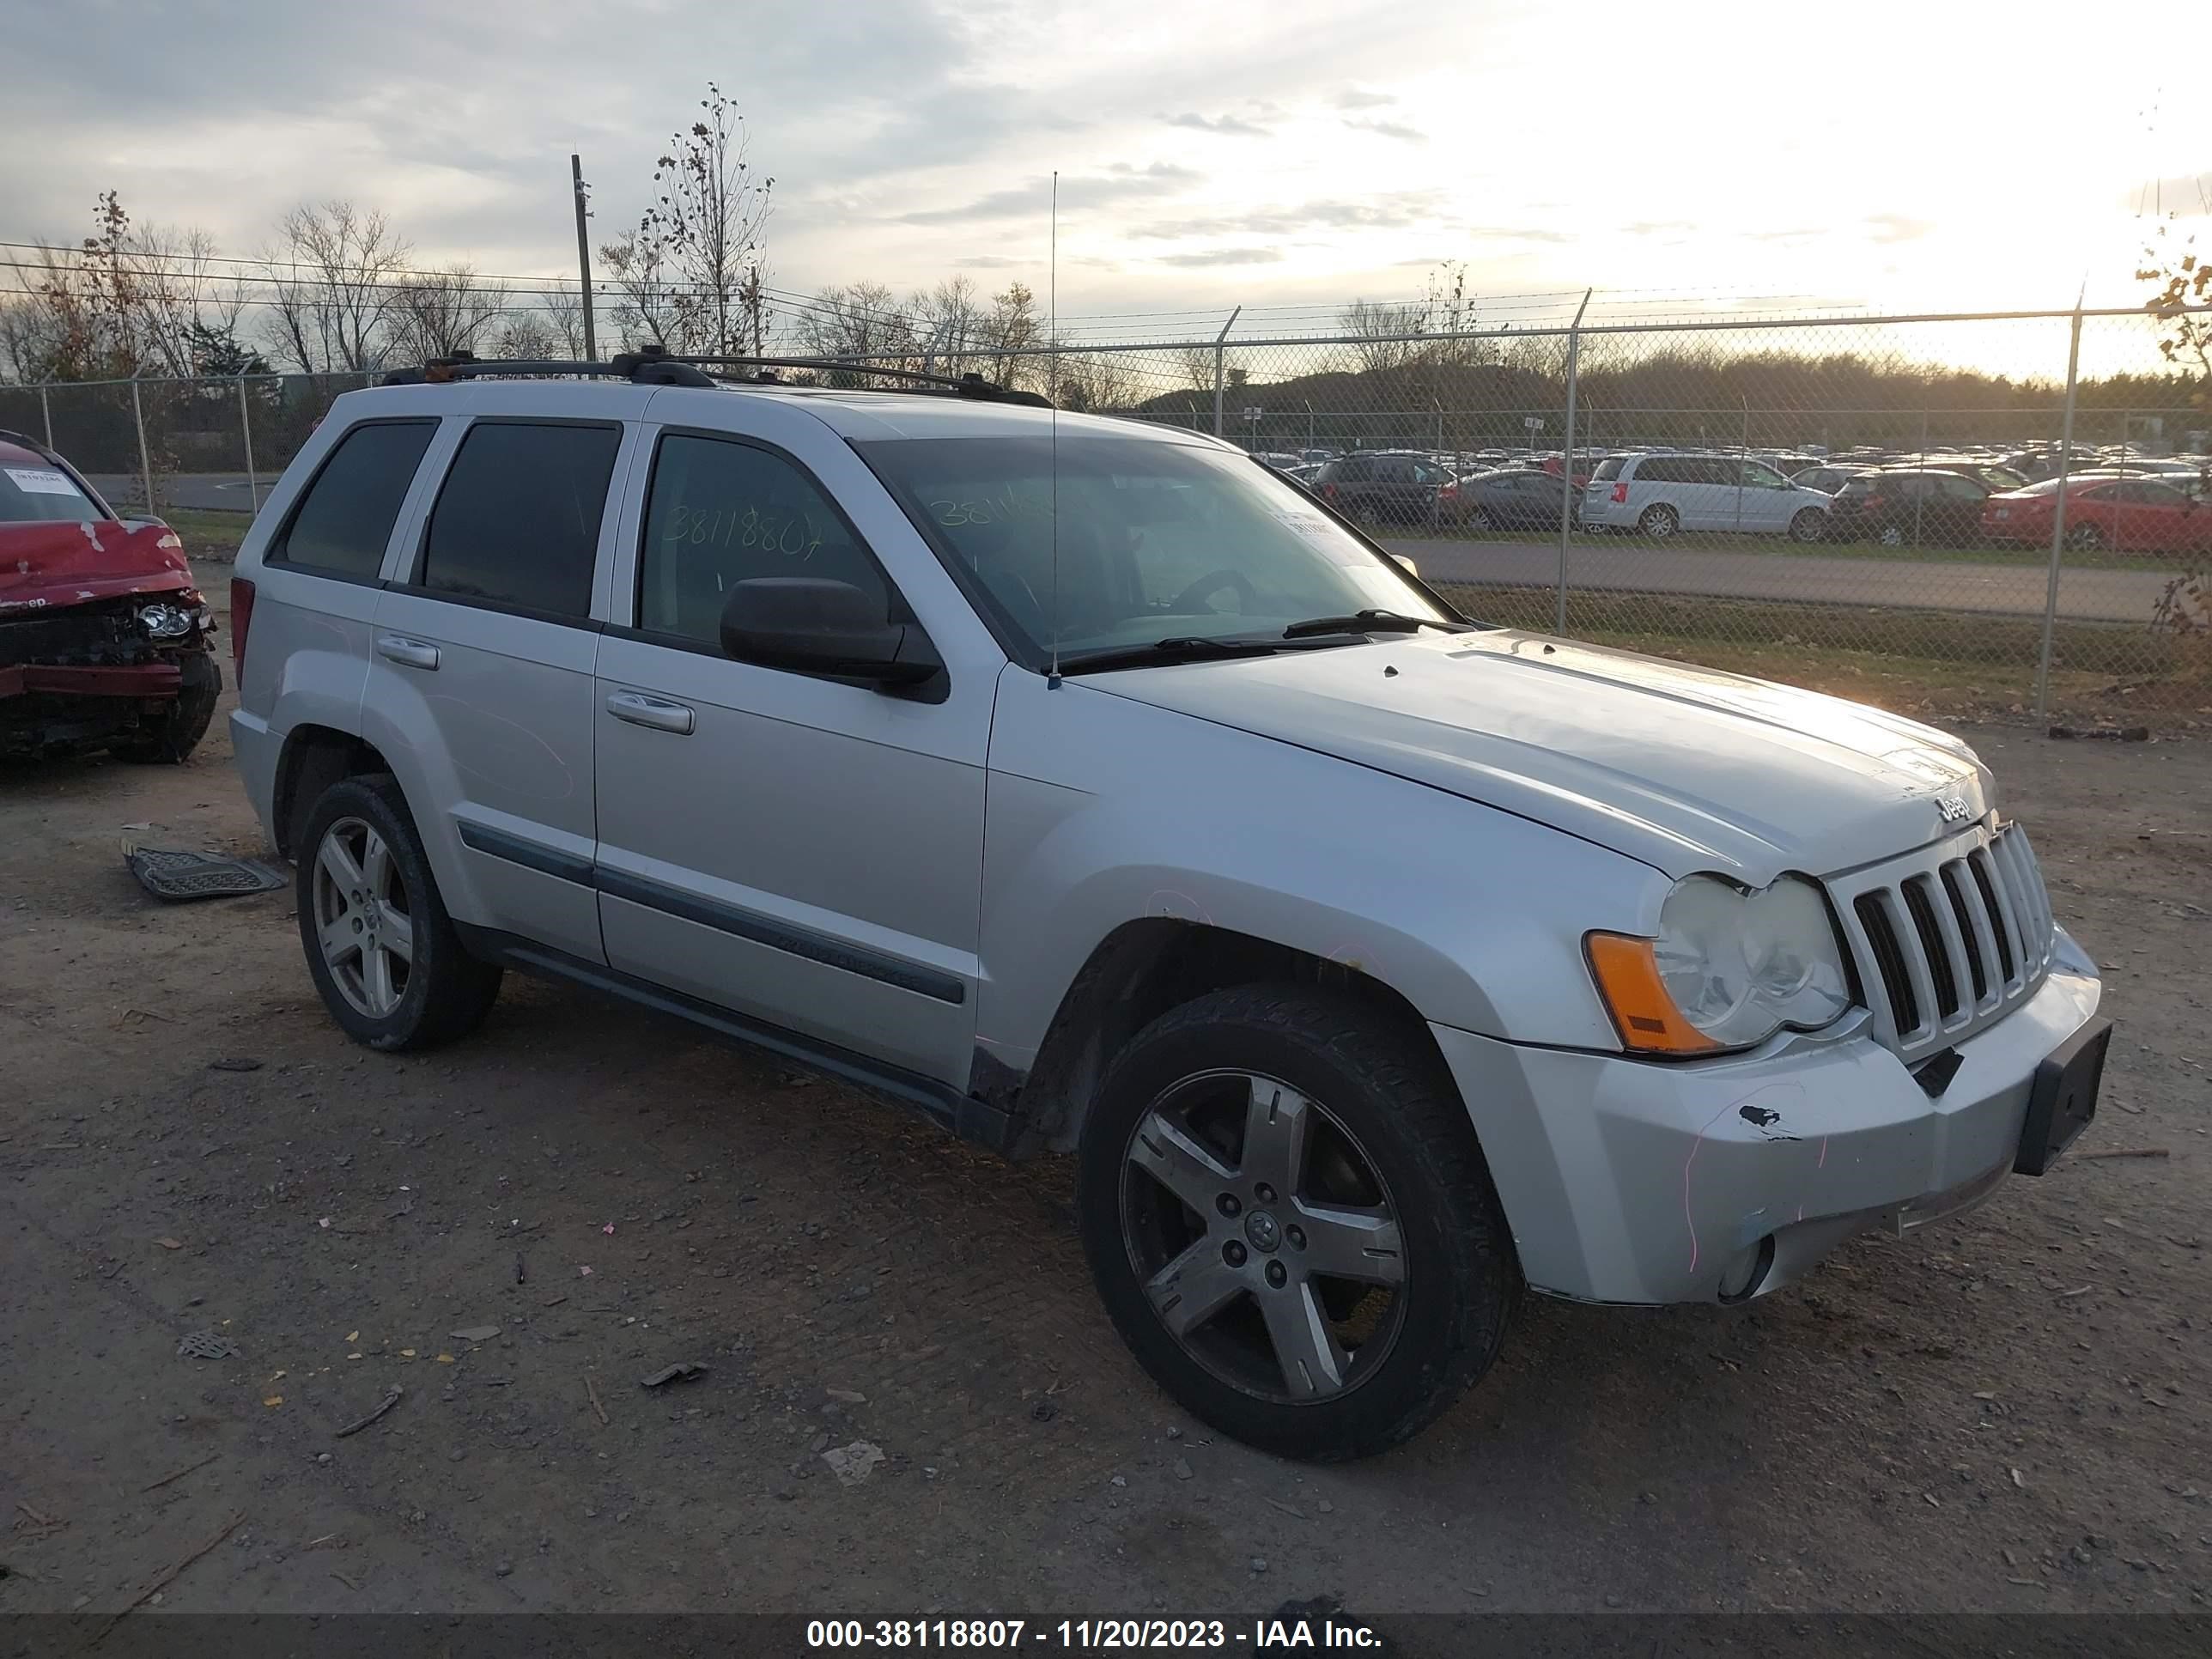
[3,580,2208,1643]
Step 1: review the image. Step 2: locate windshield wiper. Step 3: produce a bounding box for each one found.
[1279,609,1459,639]
[1054,635,1291,675]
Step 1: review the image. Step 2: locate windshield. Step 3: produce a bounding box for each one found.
[0,459,102,526]
[854,434,1449,663]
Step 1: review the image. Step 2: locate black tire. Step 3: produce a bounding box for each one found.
[1076,984,1517,1462]
[2067,523,2102,552]
[1638,503,1679,539]
[295,774,501,1051]
[1465,506,1494,532]
[111,647,220,764]
[1788,507,1826,545]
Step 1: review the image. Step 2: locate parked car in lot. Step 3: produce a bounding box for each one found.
[231,354,2106,1462]
[1826,467,1995,547]
[0,430,222,761]
[1983,476,2212,554]
[1311,450,1449,526]
[1578,452,1832,542]
[1443,467,1577,531]
[1790,464,1874,495]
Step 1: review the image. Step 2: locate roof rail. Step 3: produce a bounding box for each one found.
[672,354,1053,408]
[380,349,716,389]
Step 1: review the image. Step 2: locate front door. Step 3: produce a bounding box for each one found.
[591,425,988,1087]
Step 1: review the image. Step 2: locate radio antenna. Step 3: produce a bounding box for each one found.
[1047,169,1062,687]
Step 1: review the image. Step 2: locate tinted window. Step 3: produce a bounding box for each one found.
[1938,475,1986,501]
[1332,457,1372,483]
[1590,458,1625,482]
[2118,481,2185,505]
[272,421,435,577]
[638,434,890,645]
[419,422,620,617]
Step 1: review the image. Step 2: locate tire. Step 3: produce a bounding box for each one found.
[111,648,220,764]
[295,774,502,1051]
[1878,525,1905,548]
[1637,503,1679,539]
[2067,523,2103,552]
[1076,984,1517,1462]
[1788,508,1826,545]
[1465,507,1494,532]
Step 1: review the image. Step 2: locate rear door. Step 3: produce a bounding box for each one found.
[2114,480,2191,550]
[363,414,632,965]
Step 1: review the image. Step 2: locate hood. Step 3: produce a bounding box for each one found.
[1087,629,1990,884]
[0,520,196,615]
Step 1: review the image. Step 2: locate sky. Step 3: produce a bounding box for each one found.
[4,0,2206,337]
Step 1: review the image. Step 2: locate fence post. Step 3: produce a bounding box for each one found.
[1911,392,1929,548]
[39,383,53,448]
[2033,307,2086,722]
[1211,306,1241,439]
[1554,289,1592,636]
[238,373,261,514]
[131,375,155,517]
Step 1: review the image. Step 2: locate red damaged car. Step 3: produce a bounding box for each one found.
[0,430,221,762]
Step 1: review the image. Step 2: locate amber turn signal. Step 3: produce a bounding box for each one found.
[1584,933,1722,1055]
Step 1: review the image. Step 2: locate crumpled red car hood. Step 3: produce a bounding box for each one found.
[0,520,197,615]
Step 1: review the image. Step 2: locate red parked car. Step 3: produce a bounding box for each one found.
[0,431,221,761]
[1983,476,2212,556]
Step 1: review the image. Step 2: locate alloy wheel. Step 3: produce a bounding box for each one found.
[312,816,414,1018]
[1120,1070,1407,1403]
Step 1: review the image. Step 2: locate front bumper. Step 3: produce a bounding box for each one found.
[1431,927,2103,1304]
[0,662,182,700]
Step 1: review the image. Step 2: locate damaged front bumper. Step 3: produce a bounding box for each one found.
[1431,927,2104,1305]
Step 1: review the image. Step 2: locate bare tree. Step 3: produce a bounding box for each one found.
[598,230,685,350]
[386,264,503,362]
[1051,346,1134,412]
[646,82,774,354]
[1337,297,1427,376]
[1173,343,1217,393]
[492,311,563,361]
[258,202,413,373]
[910,276,983,375]
[792,282,914,380]
[541,285,592,357]
[981,281,1042,389]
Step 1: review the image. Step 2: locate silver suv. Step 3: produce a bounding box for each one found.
[229,357,2108,1461]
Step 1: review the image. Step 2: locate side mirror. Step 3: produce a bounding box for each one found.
[720,578,943,690]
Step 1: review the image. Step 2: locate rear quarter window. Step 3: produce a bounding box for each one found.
[269,420,438,578]
[1589,458,1625,483]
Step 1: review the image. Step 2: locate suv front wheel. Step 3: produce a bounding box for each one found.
[1077,985,1517,1461]
[295,775,502,1051]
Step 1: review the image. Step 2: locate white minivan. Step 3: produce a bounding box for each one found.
[1581,452,1832,542]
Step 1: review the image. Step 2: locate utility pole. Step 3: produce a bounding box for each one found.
[571,155,597,360]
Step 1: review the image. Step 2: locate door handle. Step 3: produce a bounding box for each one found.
[605,690,695,736]
[375,635,441,671]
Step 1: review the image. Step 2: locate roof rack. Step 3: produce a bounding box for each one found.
[380,349,717,388]
[672,353,1053,408]
[377,345,1050,406]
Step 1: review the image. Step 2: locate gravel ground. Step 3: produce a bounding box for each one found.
[3,590,2207,1640]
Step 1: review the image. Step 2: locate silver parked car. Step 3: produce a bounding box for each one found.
[229,357,2108,1461]
[1581,451,1833,541]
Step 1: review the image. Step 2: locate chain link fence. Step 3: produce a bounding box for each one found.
[5,308,2208,730]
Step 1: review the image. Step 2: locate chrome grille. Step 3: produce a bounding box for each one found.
[1830,824,2055,1060]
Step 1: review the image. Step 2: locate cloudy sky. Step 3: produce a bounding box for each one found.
[5,0,2203,331]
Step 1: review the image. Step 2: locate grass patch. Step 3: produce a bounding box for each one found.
[157,507,256,561]
[1431,580,2212,729]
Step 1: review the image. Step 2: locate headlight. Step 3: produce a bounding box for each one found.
[137,601,193,640]
[1587,875,1853,1055]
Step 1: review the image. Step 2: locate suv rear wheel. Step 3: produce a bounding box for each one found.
[296,775,501,1051]
[1637,503,1679,538]
[1077,985,1516,1461]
